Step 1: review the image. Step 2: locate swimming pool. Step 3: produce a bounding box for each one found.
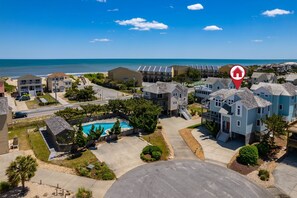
[82,121,132,136]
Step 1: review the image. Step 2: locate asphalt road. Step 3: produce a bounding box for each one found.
[105,160,272,198]
[14,96,132,119]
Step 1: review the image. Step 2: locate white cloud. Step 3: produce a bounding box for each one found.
[169,5,174,9]
[160,32,167,35]
[107,8,119,12]
[187,3,203,10]
[262,8,293,17]
[115,18,168,31]
[96,0,106,3]
[252,39,263,43]
[203,25,223,31]
[90,38,111,43]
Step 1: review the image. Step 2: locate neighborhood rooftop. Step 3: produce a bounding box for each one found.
[137,66,172,73]
[251,72,276,78]
[251,82,297,96]
[205,77,232,86]
[45,116,74,135]
[143,81,185,94]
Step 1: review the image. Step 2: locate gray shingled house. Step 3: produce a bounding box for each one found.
[45,116,75,152]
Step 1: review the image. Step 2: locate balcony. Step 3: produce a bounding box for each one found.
[202,111,221,123]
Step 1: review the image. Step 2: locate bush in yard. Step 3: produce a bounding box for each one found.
[76,187,92,198]
[237,145,259,166]
[0,181,11,193]
[256,141,270,158]
[140,145,162,162]
[258,169,270,181]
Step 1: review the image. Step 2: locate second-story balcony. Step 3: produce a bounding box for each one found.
[202,111,221,123]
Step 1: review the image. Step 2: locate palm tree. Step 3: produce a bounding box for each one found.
[6,155,38,191]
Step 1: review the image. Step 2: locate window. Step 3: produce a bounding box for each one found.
[179,94,182,98]
[265,95,268,98]
[268,106,270,111]
[257,120,260,126]
[237,121,241,127]
[279,105,283,110]
[158,94,162,99]
[217,86,220,90]
[262,108,264,113]
[258,108,261,114]
[237,105,241,116]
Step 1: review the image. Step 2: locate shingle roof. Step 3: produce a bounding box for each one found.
[285,74,297,82]
[137,66,173,73]
[205,77,232,87]
[17,74,41,80]
[0,97,8,115]
[210,88,271,109]
[251,82,297,96]
[143,82,186,94]
[45,116,73,136]
[48,72,68,78]
[251,72,275,79]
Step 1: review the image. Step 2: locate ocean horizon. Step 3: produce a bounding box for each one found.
[0,58,296,78]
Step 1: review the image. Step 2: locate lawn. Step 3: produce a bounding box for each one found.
[28,130,50,162]
[142,128,170,160]
[8,120,45,150]
[40,93,58,103]
[51,150,98,169]
[25,99,39,109]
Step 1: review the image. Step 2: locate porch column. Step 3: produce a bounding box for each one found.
[220,114,223,132]
[229,116,232,138]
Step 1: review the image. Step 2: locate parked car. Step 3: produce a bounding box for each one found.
[18,95,30,101]
[13,112,28,119]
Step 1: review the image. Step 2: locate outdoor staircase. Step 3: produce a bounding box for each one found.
[216,130,229,142]
[180,108,192,120]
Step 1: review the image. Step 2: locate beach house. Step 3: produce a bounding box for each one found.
[45,116,75,152]
[0,79,4,97]
[202,88,272,144]
[195,77,235,102]
[17,74,43,96]
[0,97,10,155]
[285,74,297,85]
[192,66,219,78]
[108,67,143,87]
[251,82,297,122]
[137,66,174,82]
[251,72,277,85]
[47,72,72,92]
[143,82,191,119]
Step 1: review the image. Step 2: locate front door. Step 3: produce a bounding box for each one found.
[225,121,230,132]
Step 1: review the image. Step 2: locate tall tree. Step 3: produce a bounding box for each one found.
[75,123,87,148]
[110,119,121,136]
[6,155,38,191]
[262,114,288,146]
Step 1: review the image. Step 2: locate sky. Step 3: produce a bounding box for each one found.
[0,0,296,59]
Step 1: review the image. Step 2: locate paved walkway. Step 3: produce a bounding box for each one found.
[32,168,114,198]
[0,151,114,198]
[191,126,243,166]
[92,136,147,178]
[5,93,17,112]
[49,92,69,105]
[15,100,28,111]
[160,117,200,160]
[274,152,297,198]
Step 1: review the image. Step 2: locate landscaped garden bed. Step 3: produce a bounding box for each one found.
[140,145,162,162]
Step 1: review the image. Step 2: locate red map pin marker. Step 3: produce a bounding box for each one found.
[230,65,246,89]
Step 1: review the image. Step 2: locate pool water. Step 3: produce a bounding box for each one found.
[82,121,132,136]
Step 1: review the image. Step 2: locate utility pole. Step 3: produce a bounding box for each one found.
[54,78,57,101]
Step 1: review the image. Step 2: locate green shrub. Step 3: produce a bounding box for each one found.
[205,121,219,137]
[76,167,90,177]
[256,142,270,157]
[76,187,92,198]
[0,181,11,193]
[141,145,163,162]
[258,169,270,181]
[152,151,162,160]
[237,145,259,166]
[102,172,115,180]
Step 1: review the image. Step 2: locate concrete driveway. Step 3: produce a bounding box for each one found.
[87,83,125,100]
[92,136,147,178]
[160,117,200,160]
[191,126,244,166]
[0,151,24,181]
[274,152,297,198]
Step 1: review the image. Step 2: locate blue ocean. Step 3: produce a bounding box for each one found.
[0,59,296,78]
